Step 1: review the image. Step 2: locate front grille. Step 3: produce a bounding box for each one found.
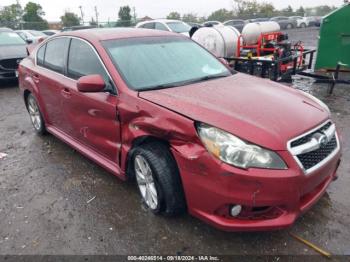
[296,135,337,170]
[291,122,332,147]
[0,58,23,70]
[289,121,338,172]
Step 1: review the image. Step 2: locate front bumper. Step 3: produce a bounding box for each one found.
[171,143,341,232]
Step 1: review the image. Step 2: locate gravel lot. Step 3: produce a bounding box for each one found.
[0,27,349,258]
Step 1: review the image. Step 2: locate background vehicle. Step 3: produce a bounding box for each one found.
[314,16,323,27]
[61,25,97,31]
[270,16,298,29]
[223,19,245,32]
[245,18,269,23]
[187,22,202,28]
[0,28,27,80]
[42,30,60,36]
[202,21,223,27]
[15,30,47,44]
[136,19,191,36]
[290,16,313,28]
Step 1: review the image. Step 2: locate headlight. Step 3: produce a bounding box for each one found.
[197,123,287,170]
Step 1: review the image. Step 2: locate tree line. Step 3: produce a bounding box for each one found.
[0,1,135,30]
[168,0,338,23]
[0,1,48,30]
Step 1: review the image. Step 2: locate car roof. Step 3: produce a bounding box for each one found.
[0,27,13,32]
[56,28,180,42]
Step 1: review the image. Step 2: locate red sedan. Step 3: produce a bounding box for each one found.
[18,28,341,231]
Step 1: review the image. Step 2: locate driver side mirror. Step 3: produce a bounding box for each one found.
[26,39,33,44]
[77,74,105,92]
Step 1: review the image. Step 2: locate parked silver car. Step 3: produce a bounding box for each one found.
[223,19,245,32]
[270,16,298,29]
[136,19,191,37]
[15,30,47,44]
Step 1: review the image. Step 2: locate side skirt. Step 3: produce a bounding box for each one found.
[46,125,126,181]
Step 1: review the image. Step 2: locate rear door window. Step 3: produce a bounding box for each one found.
[44,38,69,74]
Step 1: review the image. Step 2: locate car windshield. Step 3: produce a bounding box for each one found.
[0,32,25,45]
[166,22,191,33]
[28,30,46,37]
[103,36,231,91]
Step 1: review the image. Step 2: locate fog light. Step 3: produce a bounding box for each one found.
[230,205,242,217]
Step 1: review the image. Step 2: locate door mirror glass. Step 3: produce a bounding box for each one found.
[77,74,105,92]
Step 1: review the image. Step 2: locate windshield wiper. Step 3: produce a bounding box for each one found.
[194,73,230,82]
[138,73,231,92]
[139,82,186,91]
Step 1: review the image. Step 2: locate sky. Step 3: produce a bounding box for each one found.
[0,0,346,22]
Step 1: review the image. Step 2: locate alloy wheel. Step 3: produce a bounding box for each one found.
[134,155,159,210]
[27,96,42,131]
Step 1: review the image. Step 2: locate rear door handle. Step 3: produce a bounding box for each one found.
[61,88,71,99]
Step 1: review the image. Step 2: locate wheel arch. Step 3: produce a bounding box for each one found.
[125,135,171,180]
[23,89,31,107]
[21,77,49,124]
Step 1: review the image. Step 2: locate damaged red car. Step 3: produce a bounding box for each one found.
[18,28,342,231]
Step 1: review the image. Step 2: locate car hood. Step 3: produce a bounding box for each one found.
[139,73,330,150]
[0,44,27,60]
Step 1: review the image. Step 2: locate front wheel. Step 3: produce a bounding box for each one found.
[26,93,46,135]
[300,23,306,28]
[132,142,186,216]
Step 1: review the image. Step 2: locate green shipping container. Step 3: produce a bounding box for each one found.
[315,3,350,71]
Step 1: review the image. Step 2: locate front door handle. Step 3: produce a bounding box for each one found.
[32,73,40,83]
[61,88,71,99]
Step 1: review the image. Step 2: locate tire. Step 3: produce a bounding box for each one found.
[132,142,186,216]
[300,23,306,28]
[26,93,46,135]
[286,23,293,29]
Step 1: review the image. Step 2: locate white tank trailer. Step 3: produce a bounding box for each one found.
[241,21,280,45]
[192,22,281,58]
[191,26,241,58]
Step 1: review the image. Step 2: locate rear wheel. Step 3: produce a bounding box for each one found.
[26,94,46,135]
[286,23,293,29]
[132,142,186,216]
[300,23,306,28]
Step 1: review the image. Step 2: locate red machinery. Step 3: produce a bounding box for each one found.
[236,31,305,73]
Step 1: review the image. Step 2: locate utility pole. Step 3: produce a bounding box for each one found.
[79,5,84,25]
[133,7,137,24]
[94,6,99,26]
